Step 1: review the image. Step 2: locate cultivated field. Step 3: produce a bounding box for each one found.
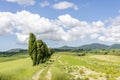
[0,51,120,80]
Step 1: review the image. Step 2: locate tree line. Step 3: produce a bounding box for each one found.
[28,33,54,66]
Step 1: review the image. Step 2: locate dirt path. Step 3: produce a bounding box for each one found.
[46,69,51,80]
[32,69,45,80]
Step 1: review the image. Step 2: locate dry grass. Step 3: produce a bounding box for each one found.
[90,55,120,63]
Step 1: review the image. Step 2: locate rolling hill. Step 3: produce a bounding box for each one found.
[55,43,120,51]
[0,43,120,54]
[0,49,27,56]
[109,44,120,49]
[79,43,109,50]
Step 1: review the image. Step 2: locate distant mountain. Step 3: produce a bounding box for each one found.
[0,48,27,56]
[79,43,109,50]
[109,44,120,49]
[6,48,27,53]
[59,46,75,49]
[55,43,120,51]
[0,43,120,53]
[5,48,27,53]
[54,45,76,51]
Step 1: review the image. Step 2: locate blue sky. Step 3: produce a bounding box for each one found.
[0,0,120,51]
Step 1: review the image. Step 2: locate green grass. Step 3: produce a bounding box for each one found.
[0,53,29,63]
[0,51,120,80]
[59,52,120,80]
[89,49,120,56]
[0,58,43,80]
[50,55,69,80]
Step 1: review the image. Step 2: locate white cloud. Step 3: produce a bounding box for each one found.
[13,10,70,43]
[90,33,99,39]
[5,0,35,6]
[52,1,78,10]
[98,16,120,43]
[0,12,14,35]
[40,1,50,7]
[0,10,120,44]
[0,10,70,43]
[57,14,104,41]
[99,26,120,42]
[58,14,80,28]
[16,33,29,44]
[99,36,106,41]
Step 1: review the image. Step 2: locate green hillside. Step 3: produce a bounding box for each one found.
[110,44,120,49]
[79,43,109,50]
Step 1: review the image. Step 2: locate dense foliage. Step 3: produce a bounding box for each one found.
[28,33,54,66]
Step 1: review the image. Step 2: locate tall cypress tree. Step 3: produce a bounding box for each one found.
[43,42,49,61]
[36,40,49,64]
[28,33,37,66]
[36,40,43,65]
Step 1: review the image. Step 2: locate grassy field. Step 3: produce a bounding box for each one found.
[0,53,29,63]
[0,51,120,80]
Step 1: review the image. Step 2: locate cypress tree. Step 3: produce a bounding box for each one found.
[40,41,48,63]
[36,40,49,64]
[28,33,37,66]
[36,40,43,65]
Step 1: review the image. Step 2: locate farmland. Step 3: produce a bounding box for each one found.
[0,50,120,80]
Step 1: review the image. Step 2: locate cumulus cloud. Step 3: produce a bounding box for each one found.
[5,0,35,6]
[13,10,71,43]
[0,10,71,43]
[98,16,120,43]
[0,12,14,35]
[52,1,78,10]
[40,1,50,7]
[16,33,29,44]
[0,10,120,44]
[57,14,80,28]
[90,33,99,39]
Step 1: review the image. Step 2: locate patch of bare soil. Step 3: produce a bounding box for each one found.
[64,66,106,80]
[46,69,51,80]
[32,69,45,80]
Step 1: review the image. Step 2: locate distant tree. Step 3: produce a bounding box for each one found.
[112,50,115,52]
[102,49,105,51]
[28,33,37,66]
[95,51,98,54]
[77,53,85,56]
[104,52,108,55]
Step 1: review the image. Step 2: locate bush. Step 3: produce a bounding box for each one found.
[77,53,86,56]
[104,52,108,55]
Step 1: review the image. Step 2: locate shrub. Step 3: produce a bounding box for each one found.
[104,52,108,55]
[77,53,86,56]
